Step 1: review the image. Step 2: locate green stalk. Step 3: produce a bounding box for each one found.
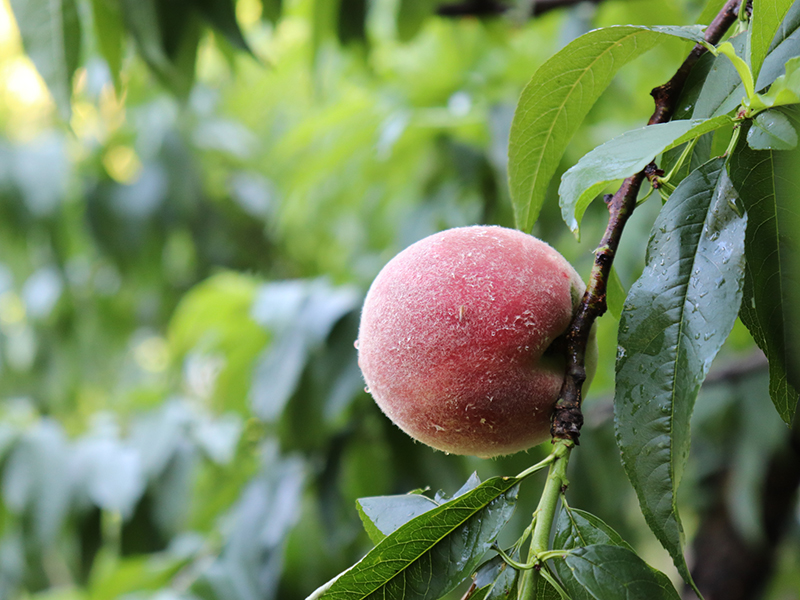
[517,440,571,600]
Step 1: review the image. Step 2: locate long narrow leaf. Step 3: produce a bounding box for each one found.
[559,116,731,235]
[750,0,795,83]
[729,125,800,421]
[8,0,82,120]
[615,158,747,585]
[317,476,520,600]
[508,25,705,233]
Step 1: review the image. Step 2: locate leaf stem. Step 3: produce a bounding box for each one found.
[516,451,557,479]
[517,440,571,600]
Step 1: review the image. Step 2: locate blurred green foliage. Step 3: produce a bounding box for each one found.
[0,0,796,599]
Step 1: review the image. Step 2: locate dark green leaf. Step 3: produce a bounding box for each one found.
[750,0,795,82]
[559,545,680,600]
[692,33,749,119]
[397,0,439,41]
[508,25,706,233]
[8,0,82,120]
[730,125,800,420]
[552,508,678,597]
[554,508,633,551]
[192,0,253,54]
[747,110,798,149]
[470,554,524,600]
[615,158,747,585]
[120,0,201,98]
[559,116,731,235]
[319,476,520,600]
[356,493,439,544]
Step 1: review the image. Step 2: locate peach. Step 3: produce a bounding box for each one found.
[357,225,593,458]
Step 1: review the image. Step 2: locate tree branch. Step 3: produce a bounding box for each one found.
[436,0,603,18]
[550,0,744,443]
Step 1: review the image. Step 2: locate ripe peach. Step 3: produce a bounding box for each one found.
[357,225,593,458]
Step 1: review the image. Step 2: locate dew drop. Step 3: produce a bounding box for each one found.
[364,386,371,394]
[353,339,360,349]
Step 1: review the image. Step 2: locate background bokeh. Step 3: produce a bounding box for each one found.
[0,1,797,599]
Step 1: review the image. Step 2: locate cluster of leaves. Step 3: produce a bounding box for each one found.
[1,0,799,600]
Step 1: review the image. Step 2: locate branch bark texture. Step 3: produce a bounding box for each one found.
[550,0,744,442]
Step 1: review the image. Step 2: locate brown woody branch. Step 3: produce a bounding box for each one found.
[550,0,744,442]
[436,0,603,18]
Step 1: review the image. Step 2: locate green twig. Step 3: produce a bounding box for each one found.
[517,440,572,600]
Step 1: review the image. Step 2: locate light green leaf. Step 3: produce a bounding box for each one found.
[559,116,731,235]
[318,476,520,600]
[508,25,706,233]
[8,0,82,120]
[729,124,800,421]
[90,0,124,92]
[754,56,800,110]
[694,6,800,119]
[606,266,626,320]
[615,158,747,585]
[747,110,798,149]
[750,0,795,82]
[559,545,681,600]
[755,2,800,90]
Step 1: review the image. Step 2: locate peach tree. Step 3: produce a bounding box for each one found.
[308,2,800,599]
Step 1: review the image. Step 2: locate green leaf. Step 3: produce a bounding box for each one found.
[755,2,800,89]
[319,476,520,600]
[559,545,681,600]
[552,508,678,596]
[397,0,439,41]
[747,109,798,149]
[559,116,731,235]
[90,0,124,91]
[615,158,747,585]
[729,125,800,421]
[750,0,795,83]
[356,493,439,544]
[9,0,82,120]
[249,279,359,423]
[120,0,201,98]
[698,0,727,25]
[471,554,525,600]
[606,266,626,320]
[754,56,800,110]
[192,0,253,54]
[554,508,633,552]
[693,6,800,119]
[508,25,706,233]
[692,32,749,118]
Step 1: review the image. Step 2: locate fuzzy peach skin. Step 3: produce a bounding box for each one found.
[357,225,593,458]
